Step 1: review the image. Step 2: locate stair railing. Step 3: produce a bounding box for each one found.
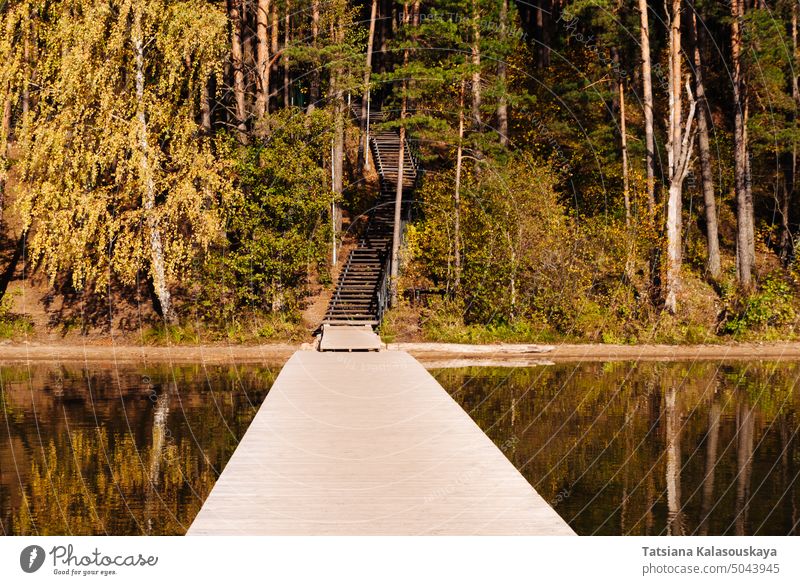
[375,251,392,322]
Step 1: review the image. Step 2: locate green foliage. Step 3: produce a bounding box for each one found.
[13,0,230,292]
[720,273,798,336]
[141,323,200,345]
[0,290,33,339]
[0,0,798,344]
[192,110,334,325]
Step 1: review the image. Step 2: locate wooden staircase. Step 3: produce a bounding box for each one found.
[323,124,418,327]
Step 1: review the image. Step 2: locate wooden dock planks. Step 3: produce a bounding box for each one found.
[318,324,383,352]
[188,350,575,535]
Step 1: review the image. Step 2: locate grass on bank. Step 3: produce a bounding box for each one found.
[379,269,800,346]
[140,313,308,345]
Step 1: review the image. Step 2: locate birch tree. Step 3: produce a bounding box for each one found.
[16,0,230,322]
[663,0,696,314]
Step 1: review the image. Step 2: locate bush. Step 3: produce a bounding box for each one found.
[720,273,798,336]
[190,110,335,326]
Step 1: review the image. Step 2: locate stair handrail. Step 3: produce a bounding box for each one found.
[327,256,353,317]
[375,251,392,323]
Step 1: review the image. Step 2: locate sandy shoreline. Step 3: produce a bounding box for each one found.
[0,340,797,364]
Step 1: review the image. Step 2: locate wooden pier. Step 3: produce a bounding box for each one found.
[188,349,574,535]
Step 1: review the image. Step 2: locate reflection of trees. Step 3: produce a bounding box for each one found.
[780,413,798,535]
[145,385,171,534]
[665,386,684,536]
[1,364,275,535]
[735,401,755,536]
[434,361,800,536]
[698,392,721,536]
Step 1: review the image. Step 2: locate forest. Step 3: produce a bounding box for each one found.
[0,0,798,344]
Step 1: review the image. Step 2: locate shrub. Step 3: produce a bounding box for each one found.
[720,273,798,336]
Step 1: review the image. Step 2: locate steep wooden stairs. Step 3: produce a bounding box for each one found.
[322,116,418,327]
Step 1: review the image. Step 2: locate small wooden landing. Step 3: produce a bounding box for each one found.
[188,351,574,535]
[319,324,383,352]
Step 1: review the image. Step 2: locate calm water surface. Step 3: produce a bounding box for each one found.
[434,361,800,536]
[0,363,277,535]
[1,360,798,535]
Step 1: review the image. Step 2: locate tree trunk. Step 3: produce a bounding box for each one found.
[534,1,550,69]
[254,0,270,119]
[283,0,291,108]
[270,0,279,84]
[470,0,481,129]
[638,0,656,211]
[454,80,465,291]
[332,8,345,236]
[22,16,30,117]
[782,1,798,262]
[391,3,411,307]
[307,0,321,112]
[664,0,696,314]
[497,0,509,146]
[228,0,247,136]
[200,76,212,132]
[731,0,755,288]
[619,75,630,224]
[360,0,378,173]
[134,7,177,324]
[333,104,344,232]
[1,91,11,216]
[692,13,721,278]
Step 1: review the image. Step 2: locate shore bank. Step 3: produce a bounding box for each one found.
[0,340,798,364]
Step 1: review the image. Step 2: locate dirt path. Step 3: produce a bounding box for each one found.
[0,340,798,364]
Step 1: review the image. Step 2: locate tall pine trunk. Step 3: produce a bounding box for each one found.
[782,1,798,262]
[638,0,656,211]
[134,6,176,324]
[283,0,291,108]
[359,0,378,173]
[391,2,411,306]
[255,0,271,119]
[619,76,630,224]
[496,0,509,146]
[228,0,246,134]
[731,0,755,288]
[470,0,481,129]
[692,13,721,278]
[331,5,345,238]
[270,0,279,100]
[308,0,320,111]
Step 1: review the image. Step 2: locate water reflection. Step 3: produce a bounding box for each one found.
[432,361,800,536]
[0,364,277,535]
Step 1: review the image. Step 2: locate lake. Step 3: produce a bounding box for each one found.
[1,359,797,535]
[434,360,800,536]
[0,363,278,535]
